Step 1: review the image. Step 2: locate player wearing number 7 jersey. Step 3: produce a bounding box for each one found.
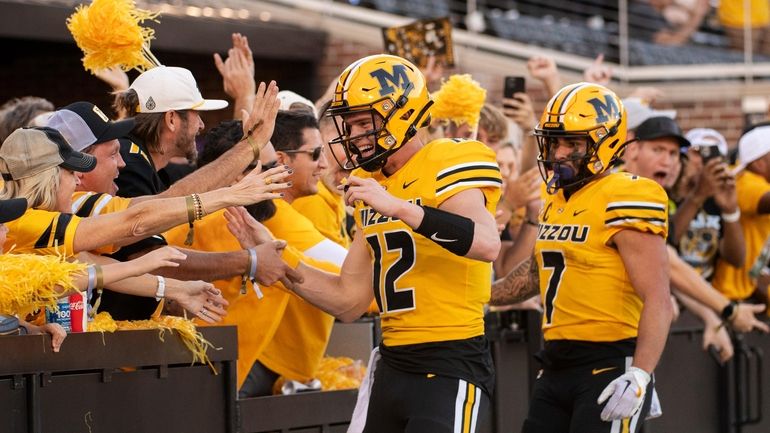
[490,83,673,433]
[287,54,502,433]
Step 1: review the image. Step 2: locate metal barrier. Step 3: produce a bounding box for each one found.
[1,313,767,432]
[238,390,358,433]
[0,326,238,433]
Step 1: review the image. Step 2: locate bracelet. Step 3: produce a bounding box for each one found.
[241,123,261,161]
[89,265,104,319]
[155,275,166,301]
[184,195,196,245]
[524,218,538,227]
[191,193,205,220]
[86,265,97,296]
[721,209,741,223]
[241,247,263,298]
[247,135,260,161]
[95,264,104,291]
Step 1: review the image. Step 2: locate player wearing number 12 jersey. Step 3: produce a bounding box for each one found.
[288,54,502,433]
[490,83,673,433]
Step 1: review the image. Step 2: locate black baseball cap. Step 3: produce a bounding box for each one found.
[635,116,691,148]
[0,198,27,223]
[46,101,135,151]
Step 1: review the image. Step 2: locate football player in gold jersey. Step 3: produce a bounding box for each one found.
[282,55,502,433]
[490,83,674,432]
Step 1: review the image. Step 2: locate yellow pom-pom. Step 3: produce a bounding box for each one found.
[0,253,86,316]
[67,0,160,73]
[315,356,366,391]
[431,74,487,128]
[88,311,118,332]
[88,311,215,370]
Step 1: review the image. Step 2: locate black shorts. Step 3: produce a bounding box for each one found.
[363,359,490,433]
[522,356,653,433]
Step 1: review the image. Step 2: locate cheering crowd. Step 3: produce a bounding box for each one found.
[2,27,770,432]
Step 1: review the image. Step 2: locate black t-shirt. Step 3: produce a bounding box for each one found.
[159,162,196,186]
[99,135,168,320]
[115,135,166,196]
[676,198,724,281]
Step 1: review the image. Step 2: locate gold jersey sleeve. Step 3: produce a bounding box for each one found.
[4,208,82,257]
[713,171,770,300]
[352,138,502,347]
[70,191,132,255]
[292,181,351,248]
[259,200,339,381]
[535,172,668,342]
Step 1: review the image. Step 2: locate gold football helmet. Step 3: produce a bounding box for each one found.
[327,54,433,171]
[534,82,627,192]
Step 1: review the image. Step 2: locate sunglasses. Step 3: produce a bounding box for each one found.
[283,147,323,161]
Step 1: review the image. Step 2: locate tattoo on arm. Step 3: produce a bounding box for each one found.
[490,256,540,305]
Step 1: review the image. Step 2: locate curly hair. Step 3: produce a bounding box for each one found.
[199,120,276,222]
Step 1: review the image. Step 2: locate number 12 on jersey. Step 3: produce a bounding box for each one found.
[366,230,416,314]
[541,250,566,324]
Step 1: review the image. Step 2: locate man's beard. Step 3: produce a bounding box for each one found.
[174,113,197,161]
[173,132,197,161]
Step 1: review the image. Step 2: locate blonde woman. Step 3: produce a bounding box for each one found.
[0,127,291,322]
[0,198,214,351]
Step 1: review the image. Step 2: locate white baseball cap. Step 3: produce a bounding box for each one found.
[685,128,728,157]
[129,66,228,114]
[734,125,770,174]
[623,97,677,131]
[278,90,317,118]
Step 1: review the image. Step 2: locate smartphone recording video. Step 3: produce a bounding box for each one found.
[699,145,722,162]
[503,76,526,100]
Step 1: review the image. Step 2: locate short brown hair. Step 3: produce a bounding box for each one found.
[479,104,508,143]
[0,96,55,142]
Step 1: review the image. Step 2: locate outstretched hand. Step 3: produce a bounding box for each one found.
[502,93,537,131]
[213,33,256,103]
[224,206,274,248]
[241,81,281,151]
[168,279,229,323]
[228,162,292,206]
[731,303,770,333]
[132,246,187,274]
[94,66,130,92]
[583,54,612,85]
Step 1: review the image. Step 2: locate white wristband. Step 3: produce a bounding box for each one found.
[155,275,166,301]
[721,209,741,223]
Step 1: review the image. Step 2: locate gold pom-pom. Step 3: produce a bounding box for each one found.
[89,311,215,370]
[315,357,366,391]
[88,311,118,332]
[67,0,161,73]
[431,74,487,128]
[0,253,86,316]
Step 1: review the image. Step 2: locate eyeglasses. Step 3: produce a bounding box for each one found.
[283,147,323,161]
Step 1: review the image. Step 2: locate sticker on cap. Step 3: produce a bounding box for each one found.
[146,96,156,111]
[92,105,109,122]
